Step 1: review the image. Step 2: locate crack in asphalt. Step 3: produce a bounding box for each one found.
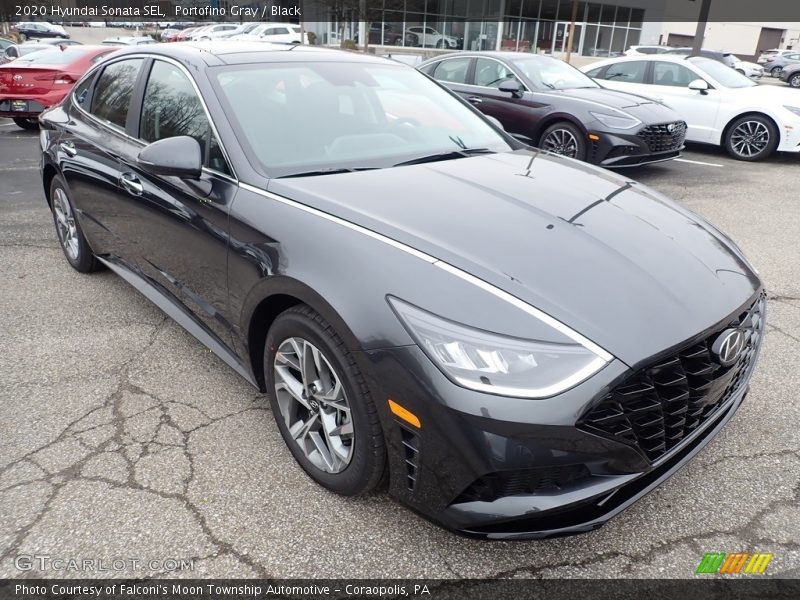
[0,314,273,578]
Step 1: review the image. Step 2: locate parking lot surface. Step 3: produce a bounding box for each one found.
[1,120,798,579]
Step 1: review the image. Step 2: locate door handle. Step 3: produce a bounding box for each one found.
[467,96,483,104]
[59,141,77,157]
[120,172,143,196]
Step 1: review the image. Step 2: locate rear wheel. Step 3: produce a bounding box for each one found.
[789,73,800,88]
[265,305,386,496]
[49,174,101,272]
[771,66,782,77]
[13,117,39,130]
[724,115,778,161]
[540,122,586,161]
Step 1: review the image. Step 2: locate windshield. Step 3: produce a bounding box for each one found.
[690,57,756,88]
[212,61,512,177]
[510,56,599,90]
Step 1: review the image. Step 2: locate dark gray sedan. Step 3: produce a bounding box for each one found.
[419,52,686,167]
[39,43,764,539]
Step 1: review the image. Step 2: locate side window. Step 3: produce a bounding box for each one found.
[584,66,605,78]
[90,59,143,130]
[653,62,697,87]
[603,61,647,83]
[72,72,96,107]
[139,60,231,176]
[432,57,471,84]
[474,58,518,88]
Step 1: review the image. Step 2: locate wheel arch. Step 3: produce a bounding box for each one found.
[244,277,364,392]
[533,115,588,145]
[42,162,59,207]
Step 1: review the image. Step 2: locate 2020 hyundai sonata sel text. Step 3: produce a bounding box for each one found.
[39,43,765,539]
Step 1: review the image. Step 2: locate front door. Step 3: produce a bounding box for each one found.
[115,58,238,344]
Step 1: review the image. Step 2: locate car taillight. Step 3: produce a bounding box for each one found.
[54,75,76,85]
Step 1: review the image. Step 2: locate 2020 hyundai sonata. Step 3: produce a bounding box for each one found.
[39,43,765,539]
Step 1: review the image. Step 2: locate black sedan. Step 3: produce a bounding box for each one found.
[419,51,687,167]
[39,43,764,539]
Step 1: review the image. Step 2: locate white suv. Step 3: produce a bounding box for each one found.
[232,24,307,44]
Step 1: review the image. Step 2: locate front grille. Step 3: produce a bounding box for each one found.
[454,464,591,503]
[579,294,765,463]
[638,121,687,153]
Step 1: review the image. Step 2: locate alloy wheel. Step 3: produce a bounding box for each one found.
[273,337,354,474]
[52,187,79,260]
[542,128,579,158]
[790,74,800,88]
[730,120,770,158]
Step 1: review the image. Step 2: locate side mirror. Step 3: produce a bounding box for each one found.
[498,78,524,98]
[688,79,709,93]
[137,136,202,179]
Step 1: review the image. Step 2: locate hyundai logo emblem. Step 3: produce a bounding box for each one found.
[712,329,746,367]
[667,123,676,133]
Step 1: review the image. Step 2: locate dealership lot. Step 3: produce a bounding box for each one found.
[0,119,798,578]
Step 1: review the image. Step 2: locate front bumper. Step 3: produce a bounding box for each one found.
[361,292,764,539]
[588,122,686,167]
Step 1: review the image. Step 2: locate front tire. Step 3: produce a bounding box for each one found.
[724,115,778,161]
[265,305,386,496]
[13,117,39,130]
[539,121,587,161]
[789,73,800,88]
[49,174,100,272]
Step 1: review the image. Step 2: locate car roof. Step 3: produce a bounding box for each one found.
[104,42,399,68]
[589,54,702,65]
[420,50,558,63]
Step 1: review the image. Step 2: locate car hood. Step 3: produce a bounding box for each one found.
[268,151,761,366]
[557,87,682,122]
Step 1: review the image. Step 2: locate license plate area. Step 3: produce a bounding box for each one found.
[11,100,28,112]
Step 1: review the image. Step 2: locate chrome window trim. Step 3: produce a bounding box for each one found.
[70,52,238,182]
[238,182,614,364]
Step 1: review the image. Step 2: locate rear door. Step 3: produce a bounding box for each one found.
[427,56,473,100]
[58,58,146,259]
[114,58,238,343]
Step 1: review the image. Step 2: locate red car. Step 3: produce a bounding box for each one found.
[0,45,115,130]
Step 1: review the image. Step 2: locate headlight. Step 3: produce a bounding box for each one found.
[388,297,610,398]
[589,111,642,130]
[784,105,800,117]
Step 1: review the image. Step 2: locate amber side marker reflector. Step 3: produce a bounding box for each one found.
[388,399,421,428]
[588,134,600,141]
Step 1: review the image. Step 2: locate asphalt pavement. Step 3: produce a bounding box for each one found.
[0,119,798,579]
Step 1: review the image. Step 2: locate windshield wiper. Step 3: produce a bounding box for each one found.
[393,148,494,167]
[279,167,378,178]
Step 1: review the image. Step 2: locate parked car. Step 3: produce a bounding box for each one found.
[190,24,240,41]
[420,52,686,167]
[405,26,459,49]
[0,45,114,129]
[231,23,306,44]
[214,22,264,40]
[102,36,157,46]
[13,22,69,41]
[355,23,412,46]
[761,51,800,77]
[0,43,51,66]
[174,27,202,42]
[757,48,792,64]
[778,62,800,88]
[664,48,736,68]
[625,45,671,56]
[38,42,765,539]
[583,55,800,160]
[730,55,764,79]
